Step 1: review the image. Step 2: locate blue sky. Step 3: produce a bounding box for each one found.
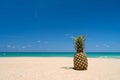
[0,0,120,52]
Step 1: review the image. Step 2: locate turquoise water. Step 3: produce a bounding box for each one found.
[0,52,120,59]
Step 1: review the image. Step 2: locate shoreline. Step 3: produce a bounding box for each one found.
[0,52,120,59]
[0,57,120,59]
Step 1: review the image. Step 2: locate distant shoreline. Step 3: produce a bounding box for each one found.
[0,52,120,59]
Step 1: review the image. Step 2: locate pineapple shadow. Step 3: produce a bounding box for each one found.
[61,67,87,71]
[61,67,73,70]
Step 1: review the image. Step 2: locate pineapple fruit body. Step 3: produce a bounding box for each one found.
[74,52,88,70]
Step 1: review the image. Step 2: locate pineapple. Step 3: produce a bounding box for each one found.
[73,35,88,70]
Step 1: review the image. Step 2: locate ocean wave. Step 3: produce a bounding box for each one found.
[98,56,120,59]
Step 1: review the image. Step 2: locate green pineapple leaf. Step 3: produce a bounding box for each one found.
[73,35,86,53]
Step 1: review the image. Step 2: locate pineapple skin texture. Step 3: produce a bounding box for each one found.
[73,52,88,70]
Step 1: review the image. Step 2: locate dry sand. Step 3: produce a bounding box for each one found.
[0,57,120,80]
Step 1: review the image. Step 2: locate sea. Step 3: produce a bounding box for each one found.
[0,52,120,59]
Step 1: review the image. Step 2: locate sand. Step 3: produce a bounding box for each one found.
[0,57,120,80]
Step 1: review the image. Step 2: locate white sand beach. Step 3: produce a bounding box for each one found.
[0,57,120,80]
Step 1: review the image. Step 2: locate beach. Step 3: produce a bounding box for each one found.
[0,57,120,80]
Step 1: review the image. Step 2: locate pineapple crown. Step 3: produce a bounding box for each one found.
[72,35,85,53]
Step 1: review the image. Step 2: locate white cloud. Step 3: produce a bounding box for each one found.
[27,45,32,47]
[37,40,41,43]
[70,36,75,39]
[12,46,16,48]
[95,45,99,47]
[44,41,48,44]
[7,45,11,48]
[7,45,16,49]
[103,44,110,48]
[65,33,69,36]
[22,46,26,49]
[65,33,74,39]
[106,45,110,48]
